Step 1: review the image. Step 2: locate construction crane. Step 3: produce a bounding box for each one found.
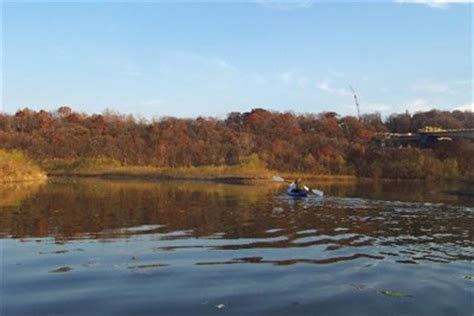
[349,85,361,120]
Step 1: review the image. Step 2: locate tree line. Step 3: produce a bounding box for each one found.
[0,107,472,180]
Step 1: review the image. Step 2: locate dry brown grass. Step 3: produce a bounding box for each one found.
[0,149,47,183]
[40,157,357,183]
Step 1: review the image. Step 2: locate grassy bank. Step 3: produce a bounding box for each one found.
[7,155,464,183]
[0,150,47,183]
[42,157,271,181]
[40,157,357,182]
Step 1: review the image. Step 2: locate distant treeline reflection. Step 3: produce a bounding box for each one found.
[0,179,472,254]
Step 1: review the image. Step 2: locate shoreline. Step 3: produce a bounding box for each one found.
[45,170,358,184]
[44,170,472,184]
[0,176,48,184]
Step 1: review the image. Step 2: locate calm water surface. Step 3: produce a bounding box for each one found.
[1,178,473,315]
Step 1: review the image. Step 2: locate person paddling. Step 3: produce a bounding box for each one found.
[288,178,309,193]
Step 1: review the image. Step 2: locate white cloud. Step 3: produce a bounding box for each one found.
[395,0,472,9]
[144,99,164,107]
[340,101,393,116]
[297,77,310,88]
[316,80,352,97]
[214,58,238,72]
[278,70,296,83]
[328,70,345,77]
[256,0,314,10]
[277,70,311,88]
[452,79,472,86]
[404,98,436,112]
[453,102,473,111]
[363,102,392,113]
[410,79,472,94]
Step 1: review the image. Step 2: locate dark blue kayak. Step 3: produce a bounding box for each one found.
[287,189,308,197]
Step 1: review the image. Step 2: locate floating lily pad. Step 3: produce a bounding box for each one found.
[379,290,413,298]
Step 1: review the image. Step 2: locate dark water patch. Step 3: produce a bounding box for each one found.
[196,253,385,266]
[50,266,72,273]
[127,263,169,270]
[395,259,418,264]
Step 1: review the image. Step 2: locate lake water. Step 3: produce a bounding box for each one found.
[1,178,473,315]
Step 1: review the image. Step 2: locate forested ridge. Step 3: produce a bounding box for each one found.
[0,107,473,180]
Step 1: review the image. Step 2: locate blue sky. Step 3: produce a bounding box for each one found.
[2,1,472,118]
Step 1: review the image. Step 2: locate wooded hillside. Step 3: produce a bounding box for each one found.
[0,107,472,180]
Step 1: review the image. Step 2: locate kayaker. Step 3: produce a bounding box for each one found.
[289,178,308,192]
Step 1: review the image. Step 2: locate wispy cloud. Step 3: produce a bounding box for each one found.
[278,70,296,84]
[451,79,472,86]
[214,57,238,72]
[256,0,314,10]
[404,98,436,112]
[249,72,267,85]
[159,49,239,74]
[144,99,164,107]
[395,0,471,9]
[340,100,392,116]
[316,80,352,97]
[363,102,392,113]
[124,70,144,77]
[121,63,144,78]
[277,70,309,87]
[410,79,471,94]
[328,69,345,77]
[453,102,473,112]
[411,83,452,93]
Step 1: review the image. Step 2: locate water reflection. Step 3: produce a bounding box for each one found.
[2,178,473,315]
[0,180,45,207]
[1,178,472,265]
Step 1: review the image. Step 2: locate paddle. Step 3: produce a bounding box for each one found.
[272,176,324,197]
